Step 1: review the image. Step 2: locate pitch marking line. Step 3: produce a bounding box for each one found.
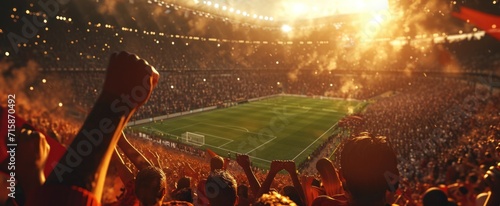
[245,136,277,155]
[163,123,202,133]
[217,141,233,148]
[202,123,250,132]
[292,122,338,161]
[203,143,272,163]
[199,123,275,139]
[194,131,234,148]
[143,126,169,135]
[194,131,233,142]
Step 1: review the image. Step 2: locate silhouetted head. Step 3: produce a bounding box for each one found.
[254,191,297,206]
[237,185,249,198]
[210,156,224,171]
[177,176,191,189]
[282,185,304,206]
[340,134,399,202]
[422,187,449,206]
[135,166,167,206]
[205,169,238,206]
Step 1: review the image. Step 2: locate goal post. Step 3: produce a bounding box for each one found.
[181,132,205,146]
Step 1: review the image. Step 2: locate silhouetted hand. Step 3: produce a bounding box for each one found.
[17,128,50,200]
[282,160,297,175]
[269,160,285,174]
[236,154,251,169]
[18,128,50,177]
[102,51,159,108]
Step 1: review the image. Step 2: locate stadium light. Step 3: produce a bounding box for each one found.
[4,52,9,57]
[29,86,34,91]
[281,24,292,33]
[42,78,47,83]
[58,102,63,107]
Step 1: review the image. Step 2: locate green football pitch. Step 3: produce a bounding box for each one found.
[130,96,367,169]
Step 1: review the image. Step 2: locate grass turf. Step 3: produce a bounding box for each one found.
[130,96,366,169]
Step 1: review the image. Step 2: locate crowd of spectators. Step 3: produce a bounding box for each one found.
[336,78,500,205]
[3,63,500,205]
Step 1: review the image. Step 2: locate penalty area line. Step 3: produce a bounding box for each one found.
[245,136,277,155]
[203,143,272,163]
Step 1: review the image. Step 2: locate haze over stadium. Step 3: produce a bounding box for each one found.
[0,0,500,205]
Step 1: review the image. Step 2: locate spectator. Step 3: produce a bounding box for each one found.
[337,134,399,206]
[25,51,159,206]
[205,169,238,206]
[135,166,168,206]
[253,191,297,206]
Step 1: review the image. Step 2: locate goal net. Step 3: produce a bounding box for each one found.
[180,132,205,146]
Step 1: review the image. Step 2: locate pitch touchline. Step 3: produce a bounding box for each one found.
[292,122,338,161]
[164,123,201,133]
[145,127,170,135]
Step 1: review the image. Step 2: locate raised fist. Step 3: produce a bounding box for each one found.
[18,128,50,173]
[269,160,284,174]
[236,154,251,169]
[282,160,297,175]
[102,51,159,108]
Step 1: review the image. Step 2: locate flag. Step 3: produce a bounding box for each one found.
[0,107,67,176]
[452,6,500,41]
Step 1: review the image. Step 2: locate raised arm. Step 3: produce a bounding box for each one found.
[111,147,135,184]
[236,154,261,195]
[316,158,343,197]
[42,51,159,202]
[17,128,50,202]
[300,175,317,206]
[283,160,306,206]
[117,132,153,170]
[257,160,284,198]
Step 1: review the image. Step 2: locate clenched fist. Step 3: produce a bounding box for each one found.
[102,51,159,110]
